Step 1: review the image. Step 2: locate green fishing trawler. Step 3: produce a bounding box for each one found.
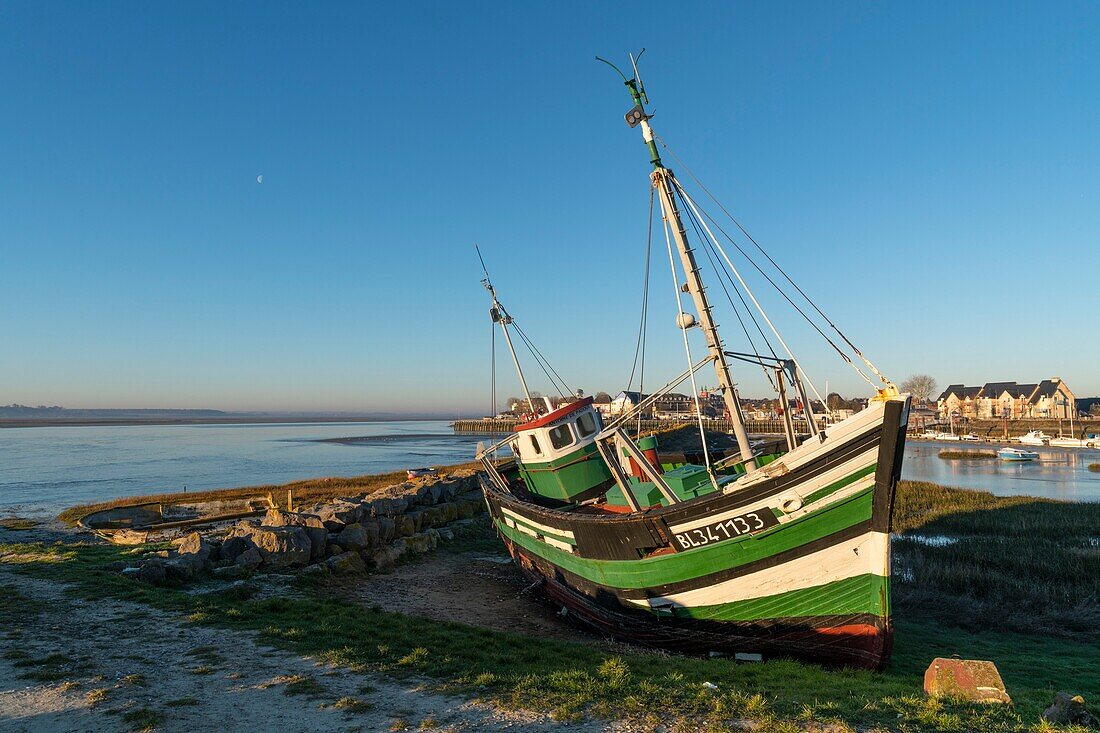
[476,52,910,669]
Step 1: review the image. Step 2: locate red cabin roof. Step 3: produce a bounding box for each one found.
[515,397,594,432]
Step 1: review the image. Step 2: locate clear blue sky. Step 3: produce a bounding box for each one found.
[2,2,1097,415]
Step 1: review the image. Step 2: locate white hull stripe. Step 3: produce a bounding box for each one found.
[734,401,884,489]
[629,531,889,609]
[671,446,879,535]
[501,517,575,552]
[501,507,576,540]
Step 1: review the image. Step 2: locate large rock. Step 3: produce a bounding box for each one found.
[219,535,252,565]
[457,499,480,519]
[377,516,395,543]
[265,509,328,559]
[135,561,166,585]
[326,551,367,576]
[393,513,416,538]
[923,658,1011,704]
[368,545,401,570]
[235,547,263,569]
[212,564,249,580]
[1042,692,1097,727]
[337,523,373,552]
[314,501,362,532]
[420,505,446,529]
[177,532,217,564]
[372,497,409,517]
[165,555,206,581]
[228,523,311,568]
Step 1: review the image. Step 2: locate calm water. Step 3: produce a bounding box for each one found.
[2,427,1098,520]
[0,421,488,519]
[901,440,1100,502]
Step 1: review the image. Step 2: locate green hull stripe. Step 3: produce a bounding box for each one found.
[673,573,887,621]
[496,486,875,589]
[798,463,877,509]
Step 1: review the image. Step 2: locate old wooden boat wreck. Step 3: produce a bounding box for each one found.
[475,54,910,669]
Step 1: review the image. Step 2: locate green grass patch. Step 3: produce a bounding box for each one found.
[282,674,327,697]
[6,480,1099,731]
[86,687,111,705]
[121,706,162,732]
[937,450,996,460]
[332,695,373,714]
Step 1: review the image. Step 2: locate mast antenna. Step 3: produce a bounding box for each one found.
[475,245,536,416]
[629,48,648,103]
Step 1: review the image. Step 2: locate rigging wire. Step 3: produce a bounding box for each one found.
[626,185,655,396]
[490,317,497,417]
[511,320,572,399]
[671,178,834,415]
[656,135,891,387]
[681,189,779,392]
[680,178,873,389]
[656,186,716,485]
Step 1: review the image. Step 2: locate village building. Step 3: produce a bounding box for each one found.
[936,378,1076,420]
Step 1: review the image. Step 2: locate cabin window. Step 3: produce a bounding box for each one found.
[548,424,575,450]
[576,411,597,438]
[529,435,543,455]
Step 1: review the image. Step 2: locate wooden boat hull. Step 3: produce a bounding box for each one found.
[482,396,909,670]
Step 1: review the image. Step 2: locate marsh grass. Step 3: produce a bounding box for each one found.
[0,518,39,530]
[56,462,482,525]
[6,479,1099,732]
[892,482,1100,638]
[1089,463,1099,473]
[937,450,996,460]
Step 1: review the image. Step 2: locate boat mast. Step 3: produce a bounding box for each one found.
[614,58,755,465]
[478,251,536,416]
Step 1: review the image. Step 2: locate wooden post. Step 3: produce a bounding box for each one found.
[286,489,294,512]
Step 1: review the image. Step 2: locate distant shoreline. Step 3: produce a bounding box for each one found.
[0,416,466,429]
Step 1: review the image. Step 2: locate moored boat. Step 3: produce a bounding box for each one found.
[998,447,1039,461]
[475,54,910,670]
[1015,430,1050,446]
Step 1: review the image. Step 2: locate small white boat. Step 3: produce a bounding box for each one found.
[998,447,1039,462]
[960,433,980,442]
[1015,430,1050,446]
[1048,436,1097,449]
[935,432,961,442]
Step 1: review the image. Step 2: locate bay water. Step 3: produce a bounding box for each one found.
[2,425,1097,520]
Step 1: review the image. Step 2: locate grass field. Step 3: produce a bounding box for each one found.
[5,479,1098,732]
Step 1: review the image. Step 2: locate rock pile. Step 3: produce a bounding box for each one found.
[116,471,486,585]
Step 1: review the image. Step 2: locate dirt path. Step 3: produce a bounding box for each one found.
[0,563,622,733]
[351,549,605,644]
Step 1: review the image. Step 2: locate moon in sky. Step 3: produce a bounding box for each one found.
[257,174,263,184]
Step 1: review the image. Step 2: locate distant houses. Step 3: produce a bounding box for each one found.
[936,378,1076,419]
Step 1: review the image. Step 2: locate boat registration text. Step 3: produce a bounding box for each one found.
[670,508,779,551]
